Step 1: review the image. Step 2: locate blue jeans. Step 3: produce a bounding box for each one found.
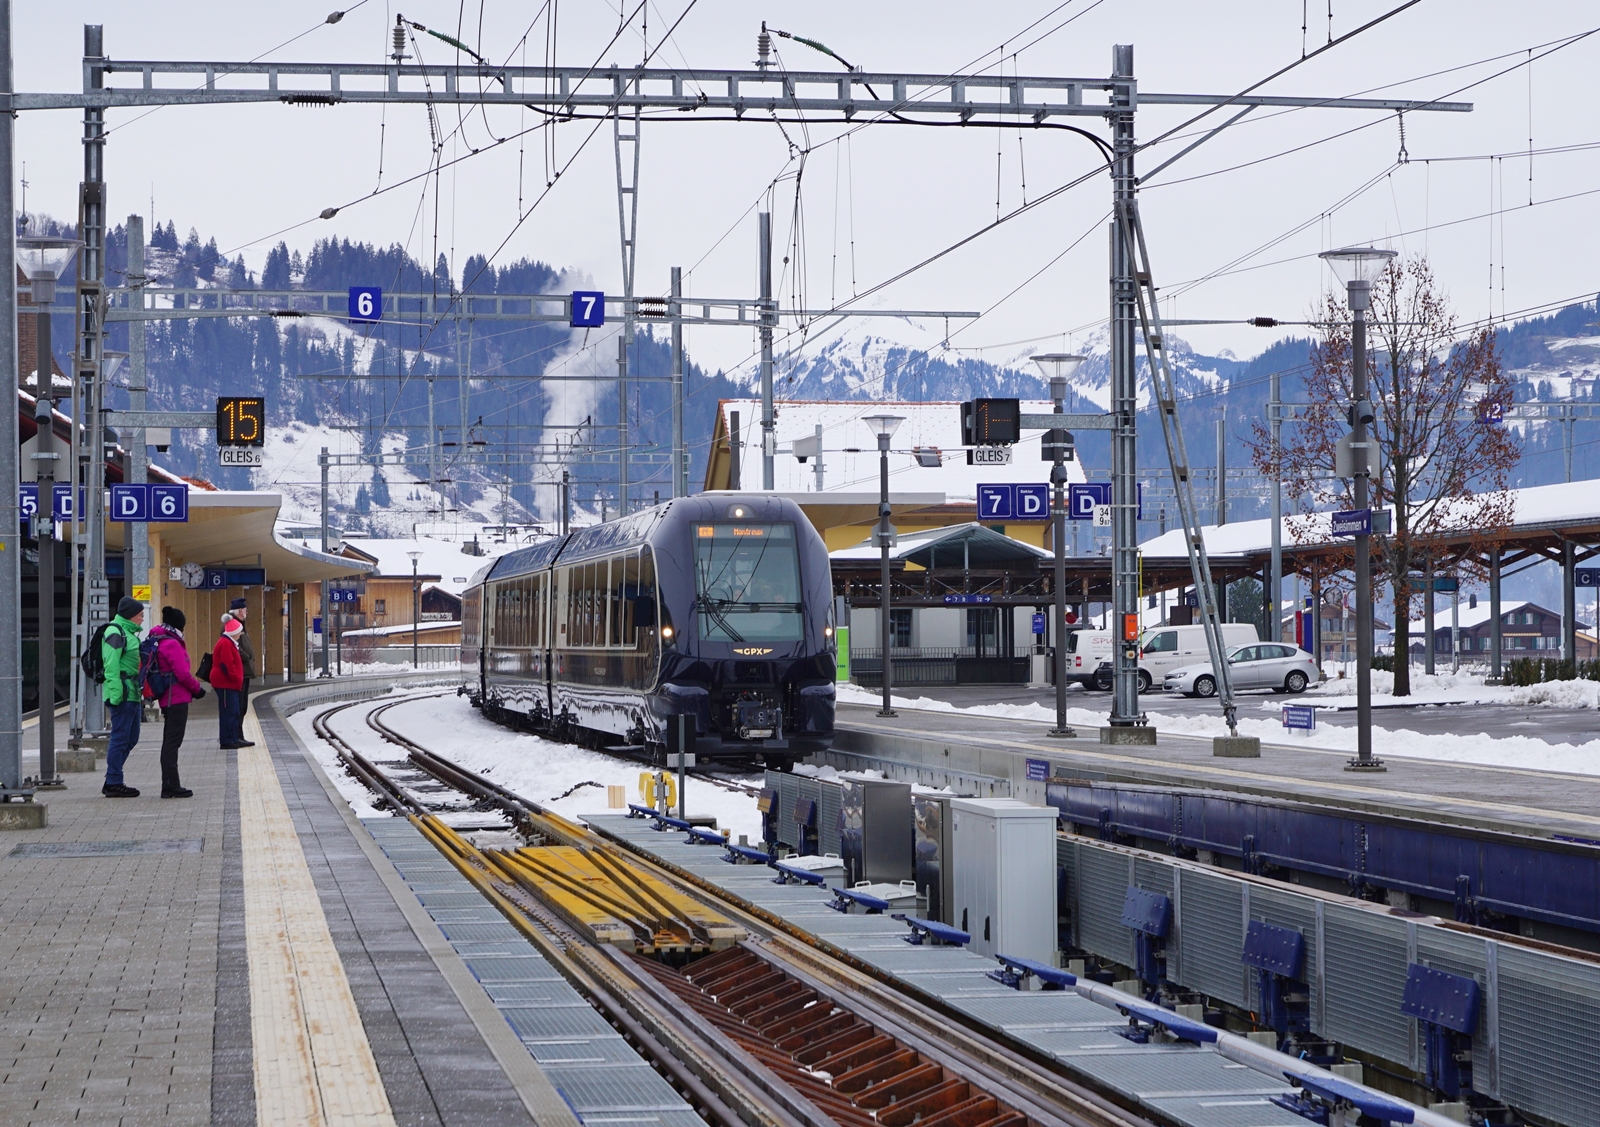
[217,689,243,746]
[105,699,142,786]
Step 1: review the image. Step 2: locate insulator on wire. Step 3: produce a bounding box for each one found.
[755,22,772,69]
[392,18,408,61]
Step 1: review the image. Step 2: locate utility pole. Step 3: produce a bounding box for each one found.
[32,395,57,786]
[0,0,26,796]
[670,266,686,497]
[1270,369,1283,643]
[78,24,109,739]
[127,215,149,603]
[759,212,775,491]
[319,447,331,678]
[560,469,570,534]
[615,102,641,516]
[1107,44,1142,733]
[1215,413,1227,525]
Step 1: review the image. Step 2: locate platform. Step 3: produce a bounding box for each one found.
[833,701,1600,841]
[0,683,579,1126]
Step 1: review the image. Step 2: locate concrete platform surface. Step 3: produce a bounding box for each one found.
[0,684,552,1127]
[836,700,1600,840]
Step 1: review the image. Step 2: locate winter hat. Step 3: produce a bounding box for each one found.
[116,596,144,620]
[222,616,243,635]
[161,606,186,630]
[229,597,247,610]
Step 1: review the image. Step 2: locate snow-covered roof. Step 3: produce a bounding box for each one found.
[1409,599,1529,634]
[337,536,514,595]
[714,399,1087,502]
[830,521,1052,564]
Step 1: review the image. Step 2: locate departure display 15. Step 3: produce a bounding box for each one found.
[216,396,265,447]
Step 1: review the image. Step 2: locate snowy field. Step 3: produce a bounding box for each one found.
[288,688,764,842]
[836,680,1600,777]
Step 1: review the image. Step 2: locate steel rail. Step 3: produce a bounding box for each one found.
[351,696,1155,1127]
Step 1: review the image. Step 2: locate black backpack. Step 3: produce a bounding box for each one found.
[79,622,123,685]
[140,634,174,700]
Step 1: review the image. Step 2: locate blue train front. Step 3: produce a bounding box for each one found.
[460,494,836,767]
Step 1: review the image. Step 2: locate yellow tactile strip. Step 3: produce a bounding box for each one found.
[238,709,397,1127]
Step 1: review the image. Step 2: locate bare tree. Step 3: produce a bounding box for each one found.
[1248,256,1519,695]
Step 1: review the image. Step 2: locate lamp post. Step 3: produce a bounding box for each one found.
[18,235,81,788]
[863,414,904,718]
[408,549,422,669]
[1319,246,1395,772]
[1032,354,1086,737]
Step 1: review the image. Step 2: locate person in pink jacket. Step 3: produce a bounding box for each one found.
[147,606,206,798]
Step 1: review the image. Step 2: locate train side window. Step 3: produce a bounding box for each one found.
[619,553,640,647]
[585,561,599,647]
[636,548,657,651]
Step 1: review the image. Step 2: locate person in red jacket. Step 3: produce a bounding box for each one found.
[213,616,252,749]
[147,606,207,798]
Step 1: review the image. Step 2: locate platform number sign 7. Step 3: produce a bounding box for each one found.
[217,397,265,447]
[348,286,382,323]
[570,290,605,328]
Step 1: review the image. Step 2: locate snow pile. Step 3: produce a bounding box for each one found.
[1507,679,1600,709]
[291,689,762,842]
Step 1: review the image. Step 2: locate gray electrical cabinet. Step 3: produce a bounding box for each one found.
[840,776,913,886]
[913,794,954,924]
[951,797,1058,963]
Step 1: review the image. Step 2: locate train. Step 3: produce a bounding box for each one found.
[460,493,837,768]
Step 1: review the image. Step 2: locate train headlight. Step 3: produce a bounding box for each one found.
[661,625,675,640]
[824,626,834,638]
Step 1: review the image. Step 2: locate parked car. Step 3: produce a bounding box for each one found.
[1162,642,1321,697]
[1067,622,1261,693]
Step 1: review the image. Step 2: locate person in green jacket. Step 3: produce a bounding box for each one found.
[102,596,146,797]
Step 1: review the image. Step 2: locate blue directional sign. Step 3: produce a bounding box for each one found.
[1578,568,1600,588]
[1331,508,1371,536]
[202,567,228,590]
[110,483,150,522]
[1031,612,1046,635]
[348,286,382,323]
[570,290,605,328]
[1024,758,1050,782]
[328,588,360,604]
[19,483,38,522]
[1069,481,1144,520]
[942,593,993,605]
[977,483,1051,522]
[149,484,189,523]
[51,484,81,521]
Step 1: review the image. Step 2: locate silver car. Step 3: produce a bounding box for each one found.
[1162,643,1320,697]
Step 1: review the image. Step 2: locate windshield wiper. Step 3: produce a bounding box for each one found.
[694,594,745,643]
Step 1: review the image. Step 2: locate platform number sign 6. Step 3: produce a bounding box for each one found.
[348,286,382,324]
[570,290,605,328]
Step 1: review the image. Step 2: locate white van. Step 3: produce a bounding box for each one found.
[1138,623,1259,686]
[1064,622,1259,692]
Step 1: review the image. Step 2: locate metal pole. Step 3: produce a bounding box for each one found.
[33,393,57,785]
[616,333,629,517]
[614,102,640,516]
[813,423,825,491]
[127,216,149,604]
[1216,413,1227,525]
[670,266,685,497]
[1270,370,1283,643]
[1108,44,1141,728]
[1563,539,1577,667]
[0,0,25,794]
[80,24,109,738]
[411,557,419,669]
[1451,579,1459,674]
[760,212,775,491]
[1564,409,1574,483]
[877,434,895,718]
[319,447,331,678]
[561,469,570,534]
[728,411,741,490]
[1424,555,1435,676]
[1347,279,1382,769]
[1489,547,1502,681]
[675,714,687,820]
[1050,395,1070,737]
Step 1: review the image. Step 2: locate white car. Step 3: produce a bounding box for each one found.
[1162,643,1321,697]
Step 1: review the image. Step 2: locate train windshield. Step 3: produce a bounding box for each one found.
[693,523,803,643]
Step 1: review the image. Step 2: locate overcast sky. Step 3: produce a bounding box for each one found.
[13,2,1600,379]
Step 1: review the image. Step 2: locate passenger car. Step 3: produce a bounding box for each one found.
[1161,642,1320,697]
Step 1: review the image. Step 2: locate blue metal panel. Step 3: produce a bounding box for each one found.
[1289,1072,1415,1123]
[1121,886,1172,937]
[1046,779,1600,937]
[1111,995,1218,1043]
[1242,920,1304,979]
[1401,963,1480,1034]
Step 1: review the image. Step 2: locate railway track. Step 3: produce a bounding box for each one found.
[310,692,1157,1127]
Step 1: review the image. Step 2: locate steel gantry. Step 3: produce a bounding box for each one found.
[0,19,1473,784]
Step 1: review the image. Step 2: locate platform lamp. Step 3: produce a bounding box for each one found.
[1319,246,1396,773]
[863,414,905,718]
[408,550,423,669]
[17,235,82,789]
[1032,354,1087,738]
